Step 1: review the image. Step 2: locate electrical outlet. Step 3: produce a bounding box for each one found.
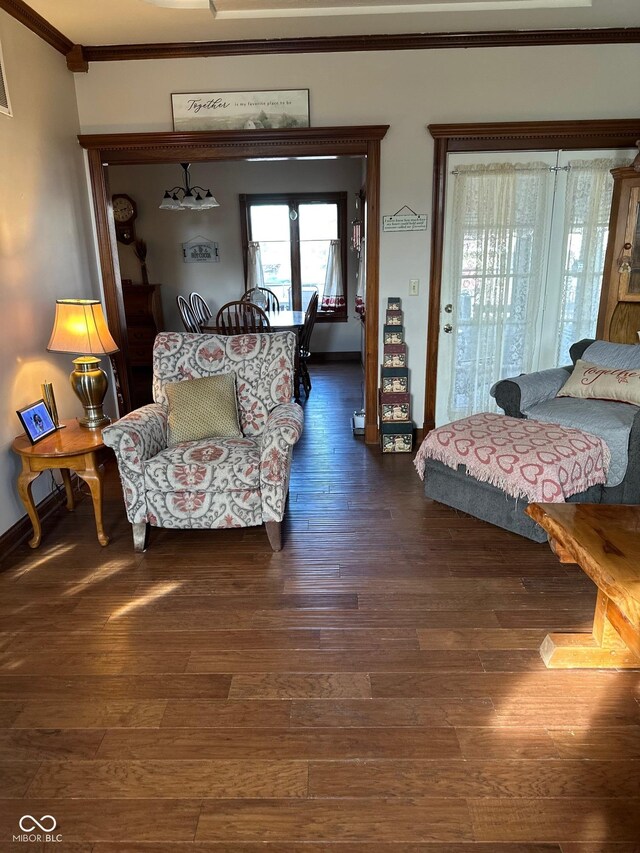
[409,279,419,295]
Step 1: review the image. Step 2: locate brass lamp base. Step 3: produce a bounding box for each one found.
[70,356,111,429]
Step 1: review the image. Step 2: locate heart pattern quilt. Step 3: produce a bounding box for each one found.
[414,412,610,503]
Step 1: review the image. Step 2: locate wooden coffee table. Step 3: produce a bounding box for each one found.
[12,419,110,548]
[527,503,640,669]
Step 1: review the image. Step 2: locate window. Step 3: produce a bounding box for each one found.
[240,192,348,321]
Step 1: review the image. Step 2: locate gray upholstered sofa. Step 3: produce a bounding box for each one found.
[423,339,640,542]
[491,339,640,506]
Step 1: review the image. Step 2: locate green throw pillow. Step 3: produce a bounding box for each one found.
[165,373,242,446]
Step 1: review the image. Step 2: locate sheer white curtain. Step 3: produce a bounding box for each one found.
[321,239,345,311]
[554,158,619,362]
[246,241,265,290]
[355,238,366,317]
[444,162,554,422]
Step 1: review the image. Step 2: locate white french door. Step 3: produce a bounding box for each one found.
[435,148,634,426]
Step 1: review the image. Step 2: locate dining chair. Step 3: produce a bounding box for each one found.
[215,300,271,335]
[190,292,212,327]
[177,295,201,332]
[299,291,319,398]
[242,287,280,313]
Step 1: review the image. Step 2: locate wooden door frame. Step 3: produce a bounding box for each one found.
[423,118,640,434]
[78,125,388,443]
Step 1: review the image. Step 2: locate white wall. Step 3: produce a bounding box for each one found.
[109,157,364,352]
[74,43,640,423]
[0,12,101,536]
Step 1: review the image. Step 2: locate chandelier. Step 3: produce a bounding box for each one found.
[159,163,219,211]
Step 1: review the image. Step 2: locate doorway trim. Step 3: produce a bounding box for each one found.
[423,118,640,434]
[79,125,388,443]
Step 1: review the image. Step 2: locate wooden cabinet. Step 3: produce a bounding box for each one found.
[122,282,164,409]
[597,165,640,344]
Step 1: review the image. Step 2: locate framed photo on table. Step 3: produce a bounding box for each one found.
[16,399,58,444]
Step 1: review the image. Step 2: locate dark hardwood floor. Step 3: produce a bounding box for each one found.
[0,362,638,850]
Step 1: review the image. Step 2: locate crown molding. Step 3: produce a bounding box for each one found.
[78,125,390,163]
[428,118,640,148]
[81,27,640,64]
[0,0,72,55]
[78,125,390,145]
[2,2,639,69]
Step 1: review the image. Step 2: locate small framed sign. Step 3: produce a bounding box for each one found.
[17,399,58,444]
[172,90,310,132]
[383,206,427,232]
[182,239,220,264]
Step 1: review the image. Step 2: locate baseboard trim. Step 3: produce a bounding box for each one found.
[309,351,361,363]
[0,477,80,563]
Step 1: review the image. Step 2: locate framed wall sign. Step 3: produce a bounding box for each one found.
[172,90,310,132]
[383,205,428,232]
[182,239,220,263]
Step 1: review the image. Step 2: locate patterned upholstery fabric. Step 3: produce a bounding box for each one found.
[152,332,293,436]
[260,403,305,521]
[143,437,260,492]
[103,331,303,535]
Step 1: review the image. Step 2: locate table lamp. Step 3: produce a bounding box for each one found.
[47,298,119,429]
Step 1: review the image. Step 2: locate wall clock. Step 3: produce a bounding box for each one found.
[112,194,137,244]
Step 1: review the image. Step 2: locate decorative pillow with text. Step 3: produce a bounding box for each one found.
[557,359,640,406]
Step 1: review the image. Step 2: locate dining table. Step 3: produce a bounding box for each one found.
[201,309,305,335]
[263,309,306,332]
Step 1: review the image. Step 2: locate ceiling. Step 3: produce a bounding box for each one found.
[25,0,640,46]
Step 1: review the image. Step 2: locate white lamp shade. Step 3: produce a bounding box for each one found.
[47,299,119,355]
[160,192,179,210]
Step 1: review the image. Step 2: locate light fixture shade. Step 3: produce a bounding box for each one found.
[47,299,119,355]
[160,191,179,210]
[202,192,220,209]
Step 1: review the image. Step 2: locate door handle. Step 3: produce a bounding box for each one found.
[443,324,453,333]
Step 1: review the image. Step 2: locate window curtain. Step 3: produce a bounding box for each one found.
[355,238,366,317]
[321,240,345,311]
[445,162,553,422]
[247,241,265,290]
[554,158,620,362]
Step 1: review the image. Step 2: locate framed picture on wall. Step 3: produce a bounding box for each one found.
[171,90,310,131]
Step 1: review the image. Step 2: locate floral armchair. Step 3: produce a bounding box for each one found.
[103,331,304,552]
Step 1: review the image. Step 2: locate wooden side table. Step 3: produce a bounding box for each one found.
[12,419,110,548]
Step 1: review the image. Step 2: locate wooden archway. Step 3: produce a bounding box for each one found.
[79,125,388,443]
